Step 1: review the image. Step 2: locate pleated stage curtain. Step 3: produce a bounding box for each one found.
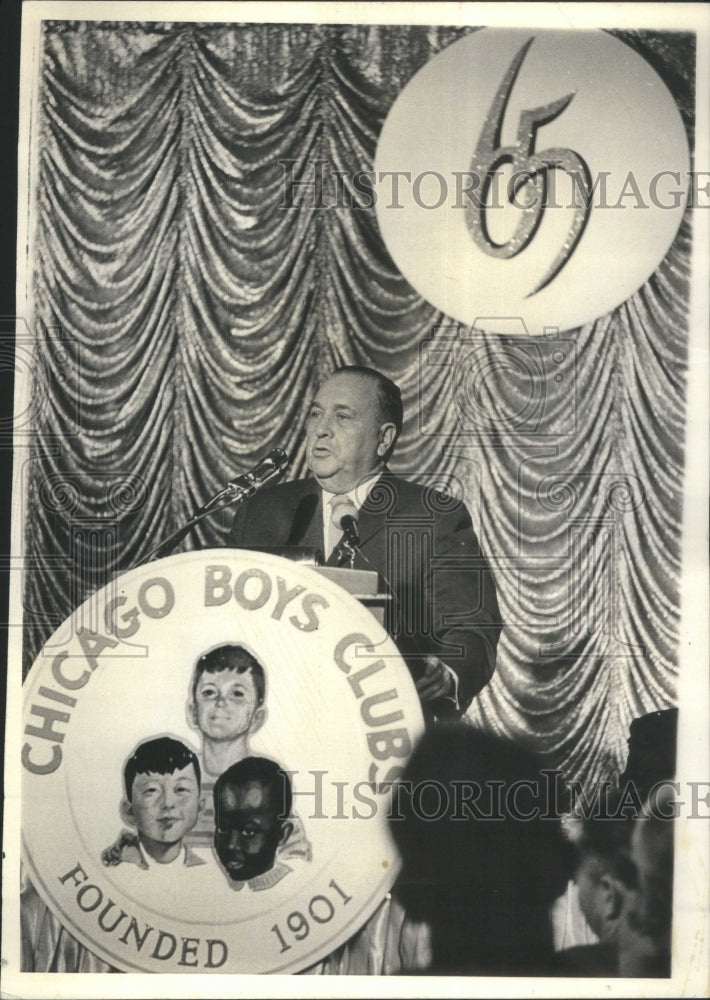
[22,22,694,791]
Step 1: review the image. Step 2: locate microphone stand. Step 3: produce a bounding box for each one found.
[143,487,250,563]
[142,450,289,563]
[331,532,360,569]
[333,540,357,569]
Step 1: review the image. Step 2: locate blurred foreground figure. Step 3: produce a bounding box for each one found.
[559,793,636,976]
[618,708,678,805]
[617,708,676,977]
[559,785,674,978]
[552,706,678,969]
[388,725,573,975]
[617,785,674,977]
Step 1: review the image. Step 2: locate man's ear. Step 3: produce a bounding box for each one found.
[249,705,267,736]
[599,873,625,922]
[187,701,198,730]
[120,798,137,828]
[376,422,396,458]
[278,820,294,847]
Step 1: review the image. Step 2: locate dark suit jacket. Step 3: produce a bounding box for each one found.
[554,943,619,977]
[227,473,501,717]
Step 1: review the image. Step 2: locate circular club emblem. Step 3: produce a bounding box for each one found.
[374,28,690,335]
[21,550,424,974]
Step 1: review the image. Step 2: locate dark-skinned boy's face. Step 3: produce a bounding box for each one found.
[214,778,290,882]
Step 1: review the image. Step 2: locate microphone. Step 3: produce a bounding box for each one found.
[331,496,360,545]
[330,497,360,566]
[340,513,360,546]
[215,448,289,505]
[143,448,289,563]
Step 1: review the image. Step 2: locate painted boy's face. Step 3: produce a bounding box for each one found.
[123,765,201,854]
[191,669,263,743]
[214,778,291,882]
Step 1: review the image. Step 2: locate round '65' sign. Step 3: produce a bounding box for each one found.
[21,550,424,974]
[374,28,690,335]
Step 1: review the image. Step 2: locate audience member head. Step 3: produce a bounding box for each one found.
[571,792,637,947]
[388,724,573,975]
[618,707,678,805]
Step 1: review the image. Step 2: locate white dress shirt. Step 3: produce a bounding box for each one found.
[320,471,382,558]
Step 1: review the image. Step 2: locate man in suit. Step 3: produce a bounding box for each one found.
[228,365,501,720]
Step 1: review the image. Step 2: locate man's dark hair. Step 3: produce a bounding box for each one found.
[213,756,292,819]
[330,365,404,440]
[192,644,266,704]
[124,736,201,801]
[618,707,678,805]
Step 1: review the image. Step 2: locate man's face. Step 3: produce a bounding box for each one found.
[191,668,263,743]
[123,765,201,854]
[574,855,607,938]
[214,778,291,882]
[306,373,395,493]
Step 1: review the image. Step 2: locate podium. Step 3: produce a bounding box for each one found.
[231,544,391,626]
[314,567,389,626]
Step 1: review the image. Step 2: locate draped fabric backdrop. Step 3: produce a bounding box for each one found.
[22,22,694,791]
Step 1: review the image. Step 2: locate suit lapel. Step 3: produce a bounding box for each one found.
[355,502,387,552]
[285,484,323,550]
[324,472,399,565]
